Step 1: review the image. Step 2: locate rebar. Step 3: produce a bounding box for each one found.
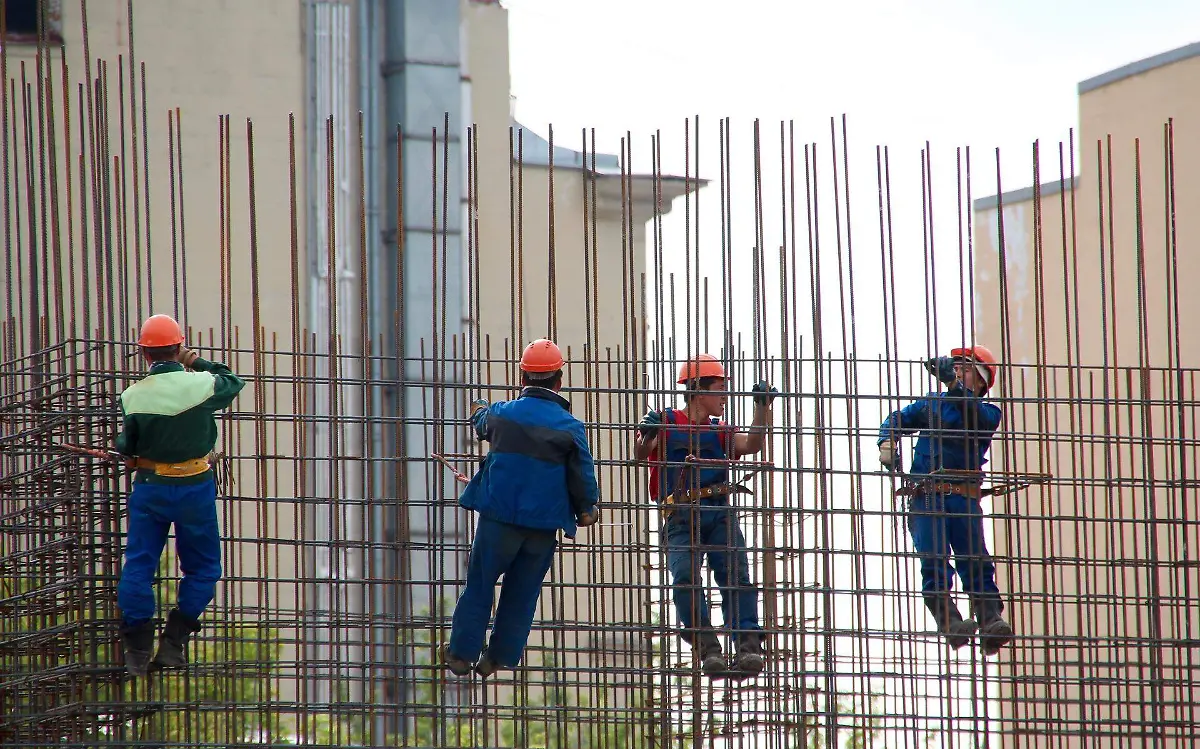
[3,6,1199,749]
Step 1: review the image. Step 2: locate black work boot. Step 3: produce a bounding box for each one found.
[733,632,766,676]
[972,597,1014,656]
[440,643,473,676]
[151,609,202,669]
[474,650,500,678]
[924,593,977,650]
[689,630,726,675]
[120,621,156,677]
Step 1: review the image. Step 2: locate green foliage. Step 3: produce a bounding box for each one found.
[1,553,286,745]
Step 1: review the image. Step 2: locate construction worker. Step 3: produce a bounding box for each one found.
[442,338,600,678]
[877,345,1014,656]
[635,354,777,677]
[114,314,245,676]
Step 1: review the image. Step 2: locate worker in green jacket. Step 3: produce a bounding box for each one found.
[114,314,245,677]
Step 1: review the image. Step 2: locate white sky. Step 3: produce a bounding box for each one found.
[506,0,1200,182]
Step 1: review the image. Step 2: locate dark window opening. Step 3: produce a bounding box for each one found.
[3,1,64,44]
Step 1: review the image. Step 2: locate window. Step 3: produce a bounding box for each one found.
[3,1,63,44]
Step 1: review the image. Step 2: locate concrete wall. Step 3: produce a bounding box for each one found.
[973,47,1200,747]
[1,0,314,718]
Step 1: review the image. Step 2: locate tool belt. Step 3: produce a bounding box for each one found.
[134,454,213,478]
[897,480,982,500]
[660,482,752,519]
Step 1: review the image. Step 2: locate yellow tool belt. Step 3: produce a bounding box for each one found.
[898,481,982,500]
[134,455,212,478]
[660,482,749,519]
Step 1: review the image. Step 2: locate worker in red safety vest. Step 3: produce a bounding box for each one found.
[635,354,777,677]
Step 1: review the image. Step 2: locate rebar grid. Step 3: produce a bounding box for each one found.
[3,4,1198,749]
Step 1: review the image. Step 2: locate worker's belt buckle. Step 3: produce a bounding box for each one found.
[659,483,751,520]
[135,454,213,478]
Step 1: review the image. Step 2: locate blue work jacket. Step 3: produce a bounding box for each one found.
[460,387,599,538]
[877,385,1003,477]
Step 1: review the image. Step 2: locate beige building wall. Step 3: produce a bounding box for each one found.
[973,43,1200,747]
[1,0,312,713]
[1,0,695,730]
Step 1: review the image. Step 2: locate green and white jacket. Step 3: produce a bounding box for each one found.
[115,358,245,485]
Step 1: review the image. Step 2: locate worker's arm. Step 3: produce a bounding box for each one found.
[113,399,138,457]
[733,381,778,457]
[634,408,662,461]
[470,399,491,442]
[877,399,928,445]
[184,347,246,412]
[567,423,600,522]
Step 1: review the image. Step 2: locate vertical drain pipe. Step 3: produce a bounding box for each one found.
[381,0,466,730]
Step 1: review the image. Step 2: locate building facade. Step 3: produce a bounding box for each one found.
[0,0,698,735]
[972,42,1200,746]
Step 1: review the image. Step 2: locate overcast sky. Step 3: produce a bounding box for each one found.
[502,0,1200,371]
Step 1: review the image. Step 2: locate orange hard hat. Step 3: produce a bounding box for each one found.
[676,354,727,385]
[520,338,564,373]
[951,344,998,389]
[138,314,184,348]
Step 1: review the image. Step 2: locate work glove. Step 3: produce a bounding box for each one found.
[752,380,779,408]
[879,441,900,470]
[638,409,663,437]
[470,399,489,418]
[924,356,958,387]
[177,346,200,369]
[577,507,600,528]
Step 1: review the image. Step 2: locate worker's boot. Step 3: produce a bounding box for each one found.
[972,596,1014,656]
[151,609,202,669]
[924,593,977,650]
[474,650,500,678]
[119,621,156,677]
[439,643,473,677]
[733,632,766,676]
[689,630,726,675]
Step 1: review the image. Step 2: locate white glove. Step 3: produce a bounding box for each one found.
[879,442,898,470]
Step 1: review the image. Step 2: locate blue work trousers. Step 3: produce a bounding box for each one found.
[117,478,223,627]
[448,516,558,668]
[663,500,761,640]
[906,493,1001,614]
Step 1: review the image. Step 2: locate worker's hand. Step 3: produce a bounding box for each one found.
[638,409,663,437]
[577,507,600,528]
[121,455,137,470]
[752,380,779,408]
[879,441,899,470]
[924,356,958,387]
[176,346,200,369]
[470,399,489,418]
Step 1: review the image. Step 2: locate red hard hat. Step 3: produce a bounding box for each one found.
[138,314,185,348]
[951,344,998,389]
[521,338,564,373]
[676,354,727,384]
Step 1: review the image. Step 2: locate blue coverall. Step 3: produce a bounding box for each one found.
[653,410,762,642]
[878,384,1005,619]
[448,386,600,667]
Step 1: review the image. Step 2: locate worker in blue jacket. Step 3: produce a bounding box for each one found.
[442,338,600,678]
[877,344,1014,656]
